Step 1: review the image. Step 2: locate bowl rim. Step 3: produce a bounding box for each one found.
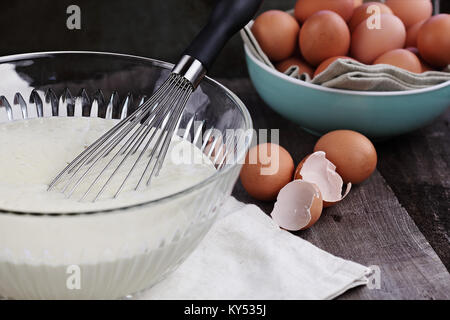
[244,44,450,96]
[0,51,253,216]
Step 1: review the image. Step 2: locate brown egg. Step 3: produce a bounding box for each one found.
[405,47,435,72]
[351,14,406,64]
[300,11,351,66]
[251,10,300,62]
[418,61,435,73]
[240,143,294,201]
[405,20,427,48]
[417,14,450,68]
[385,0,432,28]
[353,0,363,8]
[314,56,355,78]
[294,0,355,23]
[313,130,377,184]
[349,2,394,32]
[276,57,315,78]
[373,49,422,73]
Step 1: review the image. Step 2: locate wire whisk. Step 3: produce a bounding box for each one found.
[48,0,262,201]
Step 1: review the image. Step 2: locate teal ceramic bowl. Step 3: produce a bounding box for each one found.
[244,45,450,139]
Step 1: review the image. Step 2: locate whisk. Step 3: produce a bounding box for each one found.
[48,0,262,202]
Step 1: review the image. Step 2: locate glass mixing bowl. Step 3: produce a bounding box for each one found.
[0,52,252,299]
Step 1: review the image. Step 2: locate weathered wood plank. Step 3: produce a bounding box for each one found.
[220,78,450,299]
[376,110,449,270]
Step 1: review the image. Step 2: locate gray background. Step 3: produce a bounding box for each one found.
[2,0,447,78]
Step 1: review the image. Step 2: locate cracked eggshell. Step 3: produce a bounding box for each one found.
[271,180,323,231]
[294,151,351,207]
[313,130,377,184]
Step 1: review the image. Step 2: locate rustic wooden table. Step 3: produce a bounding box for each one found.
[221,78,450,300]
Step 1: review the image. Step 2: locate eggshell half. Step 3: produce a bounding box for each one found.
[271,180,323,231]
[294,151,351,207]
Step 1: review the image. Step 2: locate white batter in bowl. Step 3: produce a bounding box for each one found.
[0,52,252,299]
[0,117,217,213]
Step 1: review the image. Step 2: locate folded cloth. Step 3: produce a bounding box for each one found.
[240,24,450,92]
[311,59,450,91]
[138,197,370,300]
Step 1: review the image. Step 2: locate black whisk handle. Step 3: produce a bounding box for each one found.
[183,0,263,71]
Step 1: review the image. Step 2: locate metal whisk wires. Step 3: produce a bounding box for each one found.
[48,0,263,202]
[48,71,195,202]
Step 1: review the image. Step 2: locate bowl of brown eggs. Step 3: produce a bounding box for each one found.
[243,0,450,139]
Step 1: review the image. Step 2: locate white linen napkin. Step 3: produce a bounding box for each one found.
[138,197,370,300]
